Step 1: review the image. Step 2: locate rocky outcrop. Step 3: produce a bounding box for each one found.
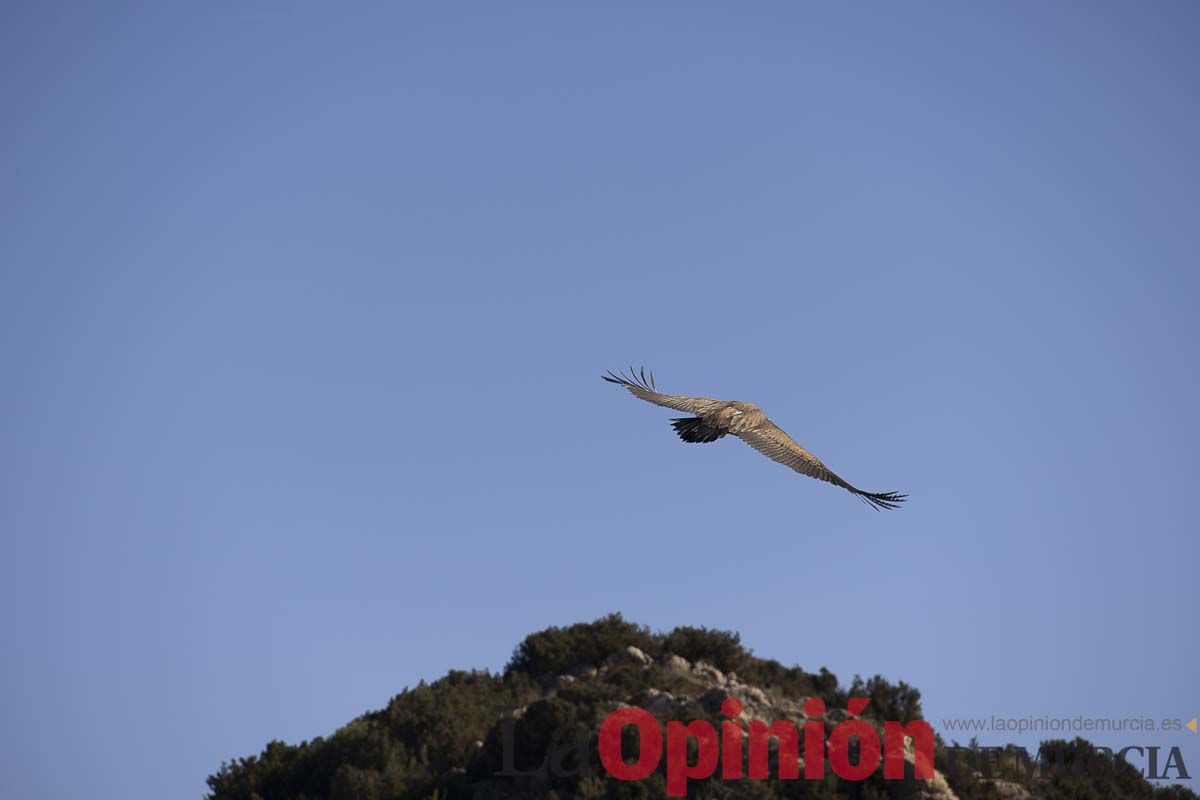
[527,648,958,800]
[602,645,652,668]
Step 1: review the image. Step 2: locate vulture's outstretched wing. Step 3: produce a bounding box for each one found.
[602,368,726,416]
[736,421,907,511]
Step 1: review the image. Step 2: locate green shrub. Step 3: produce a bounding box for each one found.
[507,614,659,677]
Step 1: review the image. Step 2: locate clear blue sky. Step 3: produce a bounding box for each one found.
[2,3,1198,798]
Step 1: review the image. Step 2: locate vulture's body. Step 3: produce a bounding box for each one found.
[603,368,906,511]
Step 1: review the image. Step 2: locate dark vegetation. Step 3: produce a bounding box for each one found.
[207,615,1195,800]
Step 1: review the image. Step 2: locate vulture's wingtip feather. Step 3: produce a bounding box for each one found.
[602,366,657,392]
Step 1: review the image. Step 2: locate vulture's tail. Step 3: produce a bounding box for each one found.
[670,417,726,444]
[851,489,908,511]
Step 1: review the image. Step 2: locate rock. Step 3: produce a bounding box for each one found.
[897,737,960,800]
[605,646,652,668]
[565,662,597,679]
[631,688,679,716]
[692,660,725,685]
[732,685,776,721]
[660,653,691,673]
[740,685,769,706]
[916,770,960,800]
[536,673,577,696]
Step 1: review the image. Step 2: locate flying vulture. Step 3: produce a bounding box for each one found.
[603,367,907,510]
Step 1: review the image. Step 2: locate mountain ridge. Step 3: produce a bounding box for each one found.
[206,615,1195,800]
